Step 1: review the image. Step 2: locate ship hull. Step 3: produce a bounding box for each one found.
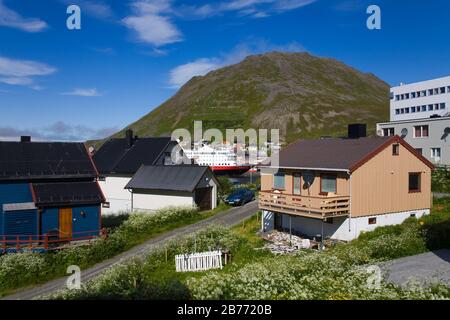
[210,165,251,175]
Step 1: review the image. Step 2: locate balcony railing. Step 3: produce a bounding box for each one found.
[259,191,350,219]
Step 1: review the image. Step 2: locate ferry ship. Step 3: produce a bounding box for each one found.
[182,142,252,175]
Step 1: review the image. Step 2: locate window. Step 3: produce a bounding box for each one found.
[411,92,416,98]
[409,173,421,193]
[415,148,423,155]
[274,173,285,189]
[392,144,400,156]
[435,104,439,110]
[434,88,439,95]
[405,108,410,113]
[440,103,446,109]
[293,173,301,195]
[440,87,446,94]
[428,104,433,111]
[429,89,434,96]
[383,128,394,136]
[395,109,400,115]
[411,106,416,113]
[390,92,394,100]
[396,95,400,101]
[405,93,410,99]
[431,148,441,160]
[421,105,426,112]
[321,174,337,194]
[414,125,429,138]
[368,218,377,225]
[422,90,427,97]
[448,86,450,93]
[102,202,111,209]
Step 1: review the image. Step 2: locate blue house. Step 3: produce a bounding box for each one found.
[0,136,105,252]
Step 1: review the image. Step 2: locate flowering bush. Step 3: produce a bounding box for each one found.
[0,206,203,296]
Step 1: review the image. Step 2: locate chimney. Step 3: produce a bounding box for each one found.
[348,124,367,139]
[126,129,134,148]
[21,136,31,143]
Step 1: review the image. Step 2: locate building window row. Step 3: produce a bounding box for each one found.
[395,103,446,115]
[392,86,450,101]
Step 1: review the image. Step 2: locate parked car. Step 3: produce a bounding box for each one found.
[225,189,255,206]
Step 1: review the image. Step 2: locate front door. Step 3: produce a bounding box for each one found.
[59,208,73,239]
[195,187,212,211]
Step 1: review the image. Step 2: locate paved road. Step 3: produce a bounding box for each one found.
[3,201,259,300]
[381,249,450,286]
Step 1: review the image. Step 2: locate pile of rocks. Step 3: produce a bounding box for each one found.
[263,231,313,255]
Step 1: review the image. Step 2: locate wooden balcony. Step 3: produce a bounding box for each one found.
[259,191,350,219]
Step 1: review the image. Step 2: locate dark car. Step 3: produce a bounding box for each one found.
[225,189,255,206]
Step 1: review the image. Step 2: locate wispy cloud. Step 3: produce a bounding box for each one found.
[122,0,182,47]
[60,0,114,19]
[0,121,118,142]
[0,55,56,88]
[61,88,102,97]
[168,39,305,88]
[176,0,317,19]
[0,0,48,32]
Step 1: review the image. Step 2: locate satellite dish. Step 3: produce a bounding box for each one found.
[441,127,450,140]
[401,128,408,138]
[303,170,315,189]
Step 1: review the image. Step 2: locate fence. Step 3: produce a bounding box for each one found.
[175,250,223,272]
[0,230,99,253]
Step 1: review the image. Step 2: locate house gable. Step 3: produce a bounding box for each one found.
[350,139,433,217]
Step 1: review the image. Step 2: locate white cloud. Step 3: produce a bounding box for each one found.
[60,0,114,19]
[0,55,56,87]
[168,39,306,88]
[0,0,48,32]
[61,88,102,97]
[177,0,316,19]
[0,121,118,142]
[169,58,221,88]
[122,0,182,47]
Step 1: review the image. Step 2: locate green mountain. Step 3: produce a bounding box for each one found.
[102,52,389,146]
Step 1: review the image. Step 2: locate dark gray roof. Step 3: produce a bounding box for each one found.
[272,136,392,171]
[125,165,214,192]
[93,137,172,175]
[0,141,97,181]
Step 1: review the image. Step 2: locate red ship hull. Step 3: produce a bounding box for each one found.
[210,165,251,175]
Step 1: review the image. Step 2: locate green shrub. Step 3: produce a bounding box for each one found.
[0,206,202,296]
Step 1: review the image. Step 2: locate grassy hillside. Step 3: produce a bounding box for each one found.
[92,52,390,147]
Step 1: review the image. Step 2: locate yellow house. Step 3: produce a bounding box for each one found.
[259,135,434,241]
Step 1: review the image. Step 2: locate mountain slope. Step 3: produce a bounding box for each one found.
[111,52,389,144]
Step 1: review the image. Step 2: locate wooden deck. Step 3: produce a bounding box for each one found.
[259,191,350,219]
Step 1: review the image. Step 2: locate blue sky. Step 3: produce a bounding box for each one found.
[0,0,449,141]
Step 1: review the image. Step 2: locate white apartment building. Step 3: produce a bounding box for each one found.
[390,76,450,122]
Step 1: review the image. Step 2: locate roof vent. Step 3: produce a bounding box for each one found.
[20,136,31,143]
[348,124,367,139]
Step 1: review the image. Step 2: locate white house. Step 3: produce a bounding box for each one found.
[390,76,450,122]
[125,165,219,212]
[92,130,181,214]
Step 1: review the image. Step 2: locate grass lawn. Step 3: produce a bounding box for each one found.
[0,203,231,298]
[49,197,450,300]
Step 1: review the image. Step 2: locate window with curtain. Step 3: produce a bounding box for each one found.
[293,174,301,195]
[321,175,337,193]
[273,173,285,190]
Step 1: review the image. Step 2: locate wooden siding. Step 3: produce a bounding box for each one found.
[260,170,350,198]
[350,141,432,217]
